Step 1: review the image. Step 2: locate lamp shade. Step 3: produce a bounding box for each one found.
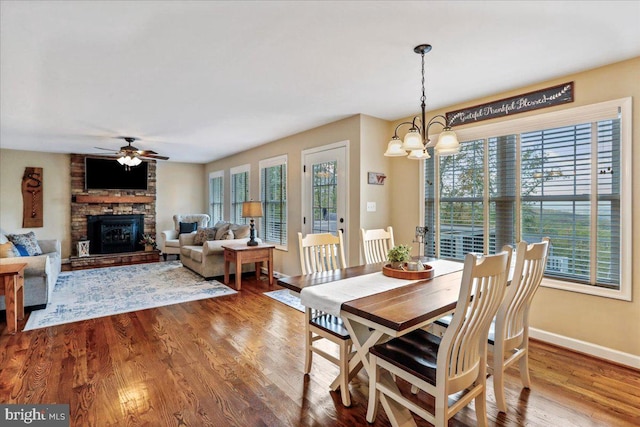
[242,201,263,218]
[401,129,424,151]
[434,130,460,156]
[384,140,407,157]
[407,149,431,160]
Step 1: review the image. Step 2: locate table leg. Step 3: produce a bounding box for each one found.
[16,273,24,321]
[255,262,260,280]
[267,251,273,286]
[224,258,230,285]
[342,316,418,427]
[235,255,242,291]
[3,276,17,334]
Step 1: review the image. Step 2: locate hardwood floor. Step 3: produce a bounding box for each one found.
[1,272,638,426]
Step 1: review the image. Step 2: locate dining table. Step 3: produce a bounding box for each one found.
[276,258,467,426]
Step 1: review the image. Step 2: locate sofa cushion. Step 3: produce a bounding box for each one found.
[229,224,251,239]
[164,239,180,248]
[179,221,198,234]
[221,230,234,240]
[214,223,231,240]
[193,227,217,245]
[0,241,20,258]
[7,231,42,256]
[187,246,203,263]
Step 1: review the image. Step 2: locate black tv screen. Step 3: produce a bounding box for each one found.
[85,157,148,190]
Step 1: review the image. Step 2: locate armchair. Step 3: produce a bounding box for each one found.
[161,214,210,260]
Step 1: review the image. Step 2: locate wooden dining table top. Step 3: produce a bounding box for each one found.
[276,262,465,332]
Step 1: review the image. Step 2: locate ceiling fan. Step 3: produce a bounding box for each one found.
[95,136,169,162]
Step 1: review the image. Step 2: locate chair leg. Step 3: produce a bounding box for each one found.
[304,329,312,374]
[519,349,532,388]
[163,253,167,261]
[474,389,489,427]
[493,356,508,413]
[366,355,380,423]
[435,393,447,427]
[339,341,351,407]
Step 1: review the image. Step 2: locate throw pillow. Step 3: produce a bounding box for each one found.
[14,244,30,257]
[229,224,250,239]
[213,221,229,229]
[7,231,42,256]
[214,223,231,240]
[221,230,235,240]
[179,221,198,234]
[193,227,217,245]
[0,241,20,258]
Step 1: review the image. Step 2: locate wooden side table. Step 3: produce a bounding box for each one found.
[0,263,27,334]
[222,243,275,291]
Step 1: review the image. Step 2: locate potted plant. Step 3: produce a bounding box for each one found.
[139,234,157,251]
[387,244,412,269]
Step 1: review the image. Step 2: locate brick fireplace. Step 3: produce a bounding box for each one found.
[70,154,157,257]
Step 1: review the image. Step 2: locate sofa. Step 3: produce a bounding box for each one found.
[0,229,61,311]
[161,214,210,260]
[180,221,260,279]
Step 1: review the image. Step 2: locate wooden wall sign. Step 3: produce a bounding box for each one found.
[22,167,43,228]
[446,82,574,127]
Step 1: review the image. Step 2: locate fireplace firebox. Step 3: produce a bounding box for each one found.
[86,214,144,254]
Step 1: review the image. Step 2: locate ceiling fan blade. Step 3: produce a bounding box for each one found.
[94,147,117,151]
[137,150,158,155]
[140,153,169,160]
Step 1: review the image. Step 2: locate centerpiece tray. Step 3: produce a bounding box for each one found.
[382,263,434,280]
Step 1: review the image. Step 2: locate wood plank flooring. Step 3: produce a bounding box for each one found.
[1,272,638,426]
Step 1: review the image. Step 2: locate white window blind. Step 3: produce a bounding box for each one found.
[425,98,631,299]
[209,171,224,224]
[230,165,250,224]
[260,155,287,247]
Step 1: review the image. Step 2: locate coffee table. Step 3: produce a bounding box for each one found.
[222,242,275,290]
[0,262,27,334]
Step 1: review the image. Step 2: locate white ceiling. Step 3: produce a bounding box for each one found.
[1,1,639,164]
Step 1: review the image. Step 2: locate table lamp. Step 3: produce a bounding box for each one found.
[242,201,263,246]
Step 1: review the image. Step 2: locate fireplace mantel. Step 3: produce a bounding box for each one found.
[74,195,154,204]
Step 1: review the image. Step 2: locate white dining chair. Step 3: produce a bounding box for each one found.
[297,231,354,406]
[360,226,394,264]
[491,237,550,412]
[367,249,512,427]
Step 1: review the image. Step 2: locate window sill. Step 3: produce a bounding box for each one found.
[541,277,631,301]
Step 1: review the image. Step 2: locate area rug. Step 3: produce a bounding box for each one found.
[263,289,304,312]
[24,261,236,331]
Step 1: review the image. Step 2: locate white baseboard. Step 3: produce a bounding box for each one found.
[260,266,287,279]
[529,327,640,370]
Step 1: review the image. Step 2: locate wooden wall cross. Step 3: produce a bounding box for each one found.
[22,167,43,228]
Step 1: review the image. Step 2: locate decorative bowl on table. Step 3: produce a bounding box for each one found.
[382,262,434,280]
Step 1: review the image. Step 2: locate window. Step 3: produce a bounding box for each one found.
[230,164,250,224]
[209,170,224,224]
[259,155,287,248]
[425,98,631,300]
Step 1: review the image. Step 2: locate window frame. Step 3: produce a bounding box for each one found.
[426,98,632,301]
[208,170,224,225]
[259,155,288,250]
[230,164,251,225]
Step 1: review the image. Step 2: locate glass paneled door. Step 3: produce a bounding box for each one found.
[302,144,348,256]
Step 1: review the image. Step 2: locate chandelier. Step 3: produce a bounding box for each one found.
[384,44,460,159]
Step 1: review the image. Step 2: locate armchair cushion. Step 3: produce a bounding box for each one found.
[7,231,42,256]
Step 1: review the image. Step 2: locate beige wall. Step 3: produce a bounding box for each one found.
[205,115,365,275]
[0,149,72,257]
[388,57,640,357]
[155,161,206,240]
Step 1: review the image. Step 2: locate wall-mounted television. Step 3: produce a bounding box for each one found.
[85,157,148,190]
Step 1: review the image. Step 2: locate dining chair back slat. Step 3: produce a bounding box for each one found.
[298,231,346,274]
[360,227,395,264]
